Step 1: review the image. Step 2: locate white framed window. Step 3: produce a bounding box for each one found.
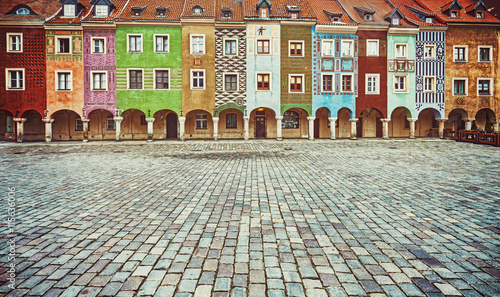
[127,34,143,53]
[256,73,271,91]
[453,45,467,62]
[5,68,25,90]
[321,40,334,57]
[425,17,433,23]
[289,40,304,57]
[341,40,354,57]
[366,74,380,95]
[364,14,373,21]
[55,70,72,91]
[392,18,399,25]
[256,39,271,54]
[451,10,459,18]
[95,5,108,17]
[64,4,75,17]
[16,8,30,15]
[260,7,268,18]
[289,74,304,93]
[91,37,105,54]
[127,69,144,90]
[106,114,115,130]
[154,69,170,90]
[321,73,333,92]
[424,45,435,60]
[191,69,205,89]
[196,114,208,129]
[393,74,408,93]
[155,35,169,53]
[91,72,107,91]
[424,76,435,93]
[366,39,379,56]
[223,38,237,55]
[478,46,492,62]
[290,12,298,19]
[75,118,84,131]
[395,43,407,58]
[190,35,205,54]
[477,78,493,96]
[7,33,23,53]
[224,73,238,92]
[476,11,484,18]
[452,78,468,96]
[341,74,354,92]
[56,36,71,54]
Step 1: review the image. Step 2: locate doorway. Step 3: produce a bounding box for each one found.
[255,117,266,138]
[167,113,178,138]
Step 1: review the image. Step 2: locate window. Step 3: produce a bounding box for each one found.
[291,12,298,19]
[366,40,378,56]
[424,76,435,93]
[331,17,341,22]
[224,74,238,91]
[321,40,334,56]
[424,45,435,59]
[155,70,169,89]
[257,40,270,54]
[95,5,108,17]
[478,78,492,96]
[364,14,373,21]
[64,4,75,17]
[321,74,333,92]
[451,10,458,18]
[107,115,115,130]
[478,46,492,62]
[282,111,299,129]
[191,35,205,54]
[128,35,142,52]
[425,17,433,23]
[476,11,484,18]
[193,6,203,14]
[342,74,353,92]
[91,38,105,54]
[257,73,270,90]
[224,39,237,55]
[453,46,467,62]
[289,41,303,57]
[223,11,231,18]
[16,8,30,15]
[289,75,304,93]
[453,78,467,95]
[91,72,107,90]
[7,33,22,52]
[366,74,380,95]
[226,113,237,129]
[260,7,268,18]
[140,115,147,125]
[394,75,408,92]
[75,118,83,131]
[155,35,169,53]
[341,40,354,57]
[196,114,207,129]
[128,70,143,89]
[56,71,72,91]
[191,70,205,89]
[392,18,399,25]
[57,37,71,54]
[6,69,24,90]
[395,44,407,58]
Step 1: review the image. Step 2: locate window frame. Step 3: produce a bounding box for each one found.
[423,76,436,93]
[56,36,72,54]
[452,78,468,96]
[196,114,208,129]
[154,34,170,53]
[226,113,237,129]
[477,78,493,96]
[106,115,116,130]
[423,44,435,60]
[223,73,239,92]
[154,69,170,90]
[289,40,304,57]
[91,37,106,54]
[282,111,300,129]
[341,74,354,92]
[63,4,76,17]
[478,46,492,62]
[75,117,84,131]
[453,45,468,62]
[365,73,380,95]
[90,71,107,91]
[256,39,271,55]
[190,34,205,55]
[476,10,484,18]
[392,18,400,25]
[341,40,354,57]
[55,70,72,92]
[127,69,144,90]
[191,69,206,90]
[5,68,25,91]
[223,38,238,56]
[260,7,268,18]
[256,73,271,91]
[395,43,407,59]
[7,33,23,53]
[127,34,143,53]
[289,74,305,93]
[366,39,379,56]
[321,39,334,57]
[321,73,333,92]
[451,10,459,18]
[95,4,108,17]
[393,74,409,93]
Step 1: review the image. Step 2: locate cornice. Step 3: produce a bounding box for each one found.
[388,27,419,35]
[315,24,358,34]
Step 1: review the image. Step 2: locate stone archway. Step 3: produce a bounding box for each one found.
[249,108,277,139]
[218,108,244,139]
[121,109,147,140]
[185,110,213,140]
[314,107,331,139]
[474,108,496,131]
[282,108,309,139]
[389,107,412,138]
[20,110,45,141]
[337,108,352,139]
[0,110,15,141]
[416,108,440,137]
[446,108,468,131]
[153,110,178,140]
[51,109,84,141]
[358,108,383,138]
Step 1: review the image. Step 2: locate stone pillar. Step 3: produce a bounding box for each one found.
[243,116,249,141]
[464,118,475,131]
[437,118,448,139]
[213,117,219,141]
[408,118,418,139]
[328,117,337,140]
[114,116,123,141]
[307,117,315,140]
[43,118,54,142]
[82,119,90,142]
[494,120,500,133]
[349,118,358,140]
[146,118,155,141]
[381,118,390,140]
[276,116,283,141]
[13,118,26,143]
[179,117,186,141]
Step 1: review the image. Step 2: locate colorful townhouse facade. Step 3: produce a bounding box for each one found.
[1,0,500,143]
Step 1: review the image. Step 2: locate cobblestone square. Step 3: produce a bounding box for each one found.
[1,139,499,297]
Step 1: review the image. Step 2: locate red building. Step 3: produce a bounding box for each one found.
[0,0,59,141]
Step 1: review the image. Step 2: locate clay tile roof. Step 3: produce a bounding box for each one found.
[181,0,216,18]
[81,0,128,22]
[243,0,316,19]
[45,0,91,25]
[215,0,244,22]
[416,0,500,23]
[116,0,184,21]
[0,0,61,21]
[384,0,445,26]
[335,0,388,24]
[306,0,356,25]
[405,4,435,16]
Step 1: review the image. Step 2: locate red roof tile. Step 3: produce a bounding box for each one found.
[385,0,446,26]
[116,0,184,22]
[45,0,91,25]
[215,0,244,22]
[242,0,316,20]
[336,0,388,24]
[82,0,128,22]
[306,0,356,25]
[0,0,60,21]
[416,0,500,23]
[181,0,216,18]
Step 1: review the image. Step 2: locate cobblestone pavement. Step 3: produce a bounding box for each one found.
[1,139,499,297]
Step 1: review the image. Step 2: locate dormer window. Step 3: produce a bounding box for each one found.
[131,6,145,17]
[156,7,167,17]
[64,4,75,17]
[16,8,30,15]
[392,18,399,25]
[451,10,459,18]
[364,14,372,21]
[222,8,231,18]
[291,12,298,19]
[476,11,484,18]
[193,6,203,15]
[260,7,268,18]
[95,5,108,17]
[425,17,433,23]
[332,17,341,22]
